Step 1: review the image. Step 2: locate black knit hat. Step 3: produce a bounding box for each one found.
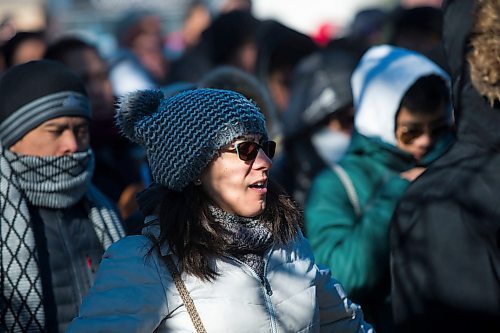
[0,60,91,148]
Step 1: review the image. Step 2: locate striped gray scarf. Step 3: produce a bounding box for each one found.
[0,147,125,332]
[209,206,273,279]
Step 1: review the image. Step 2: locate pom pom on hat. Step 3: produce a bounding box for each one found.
[116,88,268,191]
[116,89,164,144]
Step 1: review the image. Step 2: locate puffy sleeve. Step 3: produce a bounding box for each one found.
[316,263,375,333]
[66,236,170,333]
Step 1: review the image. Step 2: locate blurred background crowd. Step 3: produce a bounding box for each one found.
[0,0,449,230]
[3,0,497,332]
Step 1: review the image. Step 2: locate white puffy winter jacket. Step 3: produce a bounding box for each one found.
[67,221,373,333]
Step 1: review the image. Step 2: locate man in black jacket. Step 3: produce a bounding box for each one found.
[390,1,500,332]
[0,60,125,332]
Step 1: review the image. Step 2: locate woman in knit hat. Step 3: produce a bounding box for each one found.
[67,88,373,332]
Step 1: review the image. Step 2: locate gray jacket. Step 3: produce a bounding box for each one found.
[68,221,373,332]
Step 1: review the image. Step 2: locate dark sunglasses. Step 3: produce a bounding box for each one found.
[398,122,452,145]
[225,140,277,161]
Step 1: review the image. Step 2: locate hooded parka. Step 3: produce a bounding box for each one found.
[390,1,500,332]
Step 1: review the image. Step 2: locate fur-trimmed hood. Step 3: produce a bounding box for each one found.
[467,0,500,106]
[443,0,500,147]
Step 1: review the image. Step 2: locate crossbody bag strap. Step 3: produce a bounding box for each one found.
[165,256,208,333]
[332,164,361,217]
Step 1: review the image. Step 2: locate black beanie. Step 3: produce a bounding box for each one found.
[0,60,91,148]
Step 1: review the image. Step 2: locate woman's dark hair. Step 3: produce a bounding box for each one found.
[147,179,301,281]
[400,74,449,115]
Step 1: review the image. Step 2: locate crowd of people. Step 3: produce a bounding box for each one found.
[0,0,499,332]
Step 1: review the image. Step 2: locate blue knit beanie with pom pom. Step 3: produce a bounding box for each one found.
[116,88,268,191]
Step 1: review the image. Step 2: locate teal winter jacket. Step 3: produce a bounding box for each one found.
[305,133,415,300]
[304,130,453,333]
[304,45,454,306]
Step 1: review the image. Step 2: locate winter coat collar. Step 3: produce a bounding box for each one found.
[142,215,172,256]
[345,130,454,171]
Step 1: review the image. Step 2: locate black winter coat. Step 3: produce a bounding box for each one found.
[390,1,500,332]
[32,202,104,333]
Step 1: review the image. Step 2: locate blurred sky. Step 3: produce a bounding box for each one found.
[0,0,442,55]
[253,0,396,36]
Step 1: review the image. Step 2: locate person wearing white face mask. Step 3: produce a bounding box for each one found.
[271,40,362,207]
[310,113,353,167]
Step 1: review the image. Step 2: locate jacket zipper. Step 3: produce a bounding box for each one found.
[56,211,85,304]
[224,247,278,333]
[262,249,277,333]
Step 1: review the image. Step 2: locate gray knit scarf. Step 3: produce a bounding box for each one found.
[209,206,273,279]
[0,147,125,333]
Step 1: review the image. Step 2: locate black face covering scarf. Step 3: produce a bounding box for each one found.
[209,205,273,279]
[0,147,125,332]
